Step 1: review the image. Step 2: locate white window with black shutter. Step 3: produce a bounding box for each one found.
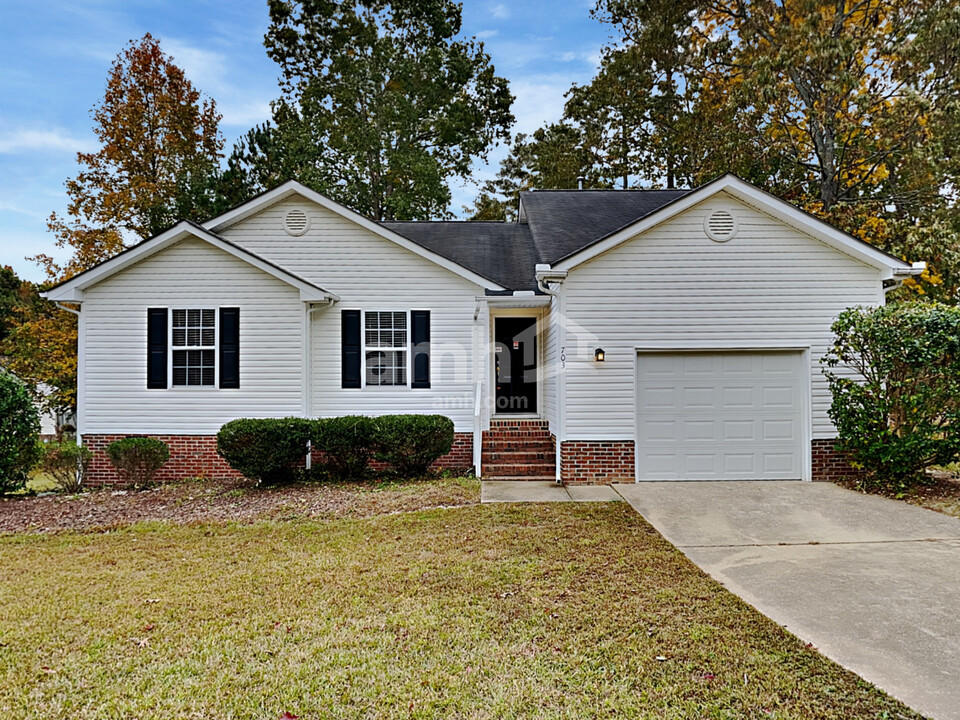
[172,309,216,386]
[146,307,240,389]
[340,309,430,389]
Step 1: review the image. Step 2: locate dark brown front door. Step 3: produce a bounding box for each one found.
[494,317,537,414]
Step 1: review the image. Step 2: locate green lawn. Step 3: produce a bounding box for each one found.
[0,503,920,719]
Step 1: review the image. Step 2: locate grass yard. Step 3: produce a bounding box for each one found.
[0,502,921,719]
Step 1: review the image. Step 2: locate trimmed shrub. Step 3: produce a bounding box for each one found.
[41,441,92,493]
[216,418,311,485]
[374,414,454,477]
[313,415,376,480]
[106,437,170,486]
[822,303,960,492]
[0,371,42,493]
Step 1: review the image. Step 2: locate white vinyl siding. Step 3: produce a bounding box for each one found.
[220,198,483,431]
[541,296,559,433]
[81,237,304,435]
[559,191,883,442]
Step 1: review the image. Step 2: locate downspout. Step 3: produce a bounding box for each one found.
[304,299,336,470]
[535,265,567,485]
[54,302,82,445]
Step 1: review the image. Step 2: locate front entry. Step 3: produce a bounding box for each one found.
[494,316,537,414]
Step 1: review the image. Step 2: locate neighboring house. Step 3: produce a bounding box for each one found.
[43,174,923,485]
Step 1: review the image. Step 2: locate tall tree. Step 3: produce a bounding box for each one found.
[567,0,959,300]
[225,0,514,221]
[467,123,604,221]
[5,34,224,412]
[36,33,223,281]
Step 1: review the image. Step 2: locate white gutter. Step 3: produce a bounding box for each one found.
[54,302,81,316]
[884,262,927,295]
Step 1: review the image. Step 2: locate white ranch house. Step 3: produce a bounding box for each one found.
[44,174,922,485]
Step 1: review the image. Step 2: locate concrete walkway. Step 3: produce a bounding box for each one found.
[481,480,621,503]
[615,481,960,720]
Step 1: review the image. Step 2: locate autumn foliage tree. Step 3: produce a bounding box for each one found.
[2,34,223,413]
[477,0,959,301]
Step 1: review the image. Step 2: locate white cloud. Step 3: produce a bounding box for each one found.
[0,128,95,155]
[509,74,577,134]
[160,39,230,96]
[475,29,500,39]
[490,3,511,19]
[217,99,274,129]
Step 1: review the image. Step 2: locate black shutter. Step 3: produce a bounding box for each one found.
[147,308,167,389]
[411,310,431,389]
[219,307,240,389]
[341,309,361,388]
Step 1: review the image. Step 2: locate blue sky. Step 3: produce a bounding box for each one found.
[0,0,610,282]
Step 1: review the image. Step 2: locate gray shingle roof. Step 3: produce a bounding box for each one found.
[385,189,690,291]
[382,221,540,291]
[519,189,691,264]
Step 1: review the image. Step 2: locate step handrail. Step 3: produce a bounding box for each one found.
[473,380,482,477]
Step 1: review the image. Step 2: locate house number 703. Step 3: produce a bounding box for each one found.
[560,347,566,369]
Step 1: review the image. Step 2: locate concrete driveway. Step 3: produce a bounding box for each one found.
[615,481,960,720]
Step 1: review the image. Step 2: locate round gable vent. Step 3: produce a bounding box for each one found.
[284,208,310,236]
[704,209,738,242]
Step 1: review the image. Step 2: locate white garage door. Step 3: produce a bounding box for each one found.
[636,351,805,481]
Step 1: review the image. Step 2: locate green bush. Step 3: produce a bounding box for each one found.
[313,415,376,480]
[0,371,42,493]
[216,418,311,485]
[822,303,960,492]
[374,414,454,478]
[41,441,92,493]
[106,437,170,486]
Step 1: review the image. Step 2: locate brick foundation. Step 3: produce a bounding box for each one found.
[85,434,244,486]
[86,432,474,487]
[560,438,860,485]
[811,438,864,483]
[560,440,635,485]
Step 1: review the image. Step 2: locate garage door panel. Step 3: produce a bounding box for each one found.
[722,419,755,441]
[637,351,805,481]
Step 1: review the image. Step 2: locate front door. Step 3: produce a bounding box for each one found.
[494,316,537,414]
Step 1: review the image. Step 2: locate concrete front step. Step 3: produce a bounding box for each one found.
[482,475,557,482]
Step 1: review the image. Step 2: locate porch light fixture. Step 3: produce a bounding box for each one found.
[594,348,605,362]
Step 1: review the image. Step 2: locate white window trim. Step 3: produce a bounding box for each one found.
[361,309,412,389]
[168,307,219,390]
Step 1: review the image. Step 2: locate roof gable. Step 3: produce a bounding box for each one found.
[551,175,916,278]
[42,222,338,303]
[202,181,504,291]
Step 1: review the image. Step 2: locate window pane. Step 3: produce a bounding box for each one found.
[188,309,200,326]
[365,349,406,386]
[172,329,186,346]
[172,309,186,327]
[187,328,200,345]
[202,309,215,326]
[201,328,215,346]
